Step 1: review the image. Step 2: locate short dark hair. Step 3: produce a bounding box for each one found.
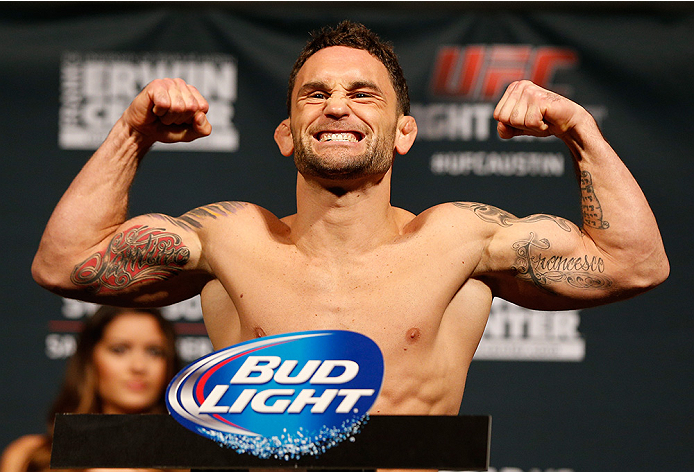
[286,20,410,117]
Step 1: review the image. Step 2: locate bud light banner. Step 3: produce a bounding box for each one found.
[166,330,384,459]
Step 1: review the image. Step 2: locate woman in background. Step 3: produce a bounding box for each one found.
[1,305,181,472]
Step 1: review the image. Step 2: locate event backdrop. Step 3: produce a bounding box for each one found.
[1,3,692,472]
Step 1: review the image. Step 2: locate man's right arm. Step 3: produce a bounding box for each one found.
[32,78,213,306]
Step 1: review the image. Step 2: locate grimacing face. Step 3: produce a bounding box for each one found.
[276,46,415,181]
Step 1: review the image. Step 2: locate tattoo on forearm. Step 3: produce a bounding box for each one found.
[512,232,613,291]
[70,225,190,292]
[148,201,247,232]
[580,171,609,229]
[453,202,574,232]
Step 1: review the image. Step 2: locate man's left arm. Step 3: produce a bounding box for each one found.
[476,80,669,309]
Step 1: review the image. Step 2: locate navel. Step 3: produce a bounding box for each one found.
[406,327,421,343]
[254,326,266,338]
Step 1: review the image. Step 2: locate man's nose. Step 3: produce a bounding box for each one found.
[323,94,350,119]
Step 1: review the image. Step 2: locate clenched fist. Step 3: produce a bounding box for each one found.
[493,80,589,140]
[122,78,212,145]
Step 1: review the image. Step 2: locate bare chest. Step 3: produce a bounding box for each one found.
[207,239,469,349]
[253,257,443,334]
[201,238,491,415]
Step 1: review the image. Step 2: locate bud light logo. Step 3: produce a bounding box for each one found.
[166,330,384,459]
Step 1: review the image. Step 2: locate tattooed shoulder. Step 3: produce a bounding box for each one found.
[452,202,516,227]
[453,202,575,232]
[147,201,248,232]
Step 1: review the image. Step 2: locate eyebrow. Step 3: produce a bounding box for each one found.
[297,80,385,96]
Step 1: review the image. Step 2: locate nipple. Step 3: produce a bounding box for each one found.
[406,327,421,343]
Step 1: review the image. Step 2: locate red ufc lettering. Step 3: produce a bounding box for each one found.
[431,45,485,96]
[530,47,578,97]
[479,46,532,100]
[431,45,578,101]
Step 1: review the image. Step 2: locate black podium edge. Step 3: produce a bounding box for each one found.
[51,413,490,470]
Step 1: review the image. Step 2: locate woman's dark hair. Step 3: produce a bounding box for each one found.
[25,305,180,472]
[47,305,179,418]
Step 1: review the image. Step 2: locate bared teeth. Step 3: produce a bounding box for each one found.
[319,132,359,142]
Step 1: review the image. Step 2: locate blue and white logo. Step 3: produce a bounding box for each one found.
[166,330,384,459]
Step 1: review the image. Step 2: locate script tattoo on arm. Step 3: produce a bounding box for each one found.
[511,232,613,292]
[453,202,574,232]
[580,171,609,229]
[148,201,248,232]
[70,225,191,293]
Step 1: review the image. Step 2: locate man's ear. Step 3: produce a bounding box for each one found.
[274,119,294,156]
[394,115,418,155]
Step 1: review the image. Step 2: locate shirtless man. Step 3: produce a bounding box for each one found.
[32,21,668,420]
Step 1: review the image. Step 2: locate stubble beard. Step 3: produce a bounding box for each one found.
[293,131,395,181]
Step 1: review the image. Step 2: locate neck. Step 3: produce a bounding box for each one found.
[290,168,402,255]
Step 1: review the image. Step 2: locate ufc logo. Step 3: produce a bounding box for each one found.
[431,45,578,100]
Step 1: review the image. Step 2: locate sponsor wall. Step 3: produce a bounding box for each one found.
[1,4,692,472]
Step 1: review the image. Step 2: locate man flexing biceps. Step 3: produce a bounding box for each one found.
[33,22,668,421]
